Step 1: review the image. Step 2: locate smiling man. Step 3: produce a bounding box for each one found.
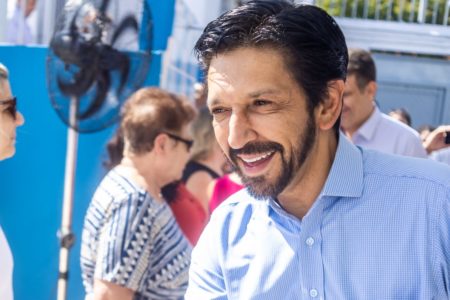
[185,1,450,299]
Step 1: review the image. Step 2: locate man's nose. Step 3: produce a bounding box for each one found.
[227,110,256,150]
[15,111,25,126]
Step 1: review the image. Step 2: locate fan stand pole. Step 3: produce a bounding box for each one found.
[57,96,79,300]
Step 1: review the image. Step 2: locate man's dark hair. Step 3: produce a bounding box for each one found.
[194,0,348,134]
[389,107,412,127]
[347,48,376,90]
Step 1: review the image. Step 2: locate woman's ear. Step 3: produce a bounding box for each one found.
[153,133,167,154]
[316,80,344,131]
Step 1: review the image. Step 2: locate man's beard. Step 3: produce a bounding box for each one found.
[228,116,316,199]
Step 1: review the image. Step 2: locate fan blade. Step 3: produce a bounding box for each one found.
[47,0,154,133]
[111,15,138,46]
[99,0,111,15]
[57,68,96,97]
[78,70,110,120]
[117,54,129,94]
[98,47,129,95]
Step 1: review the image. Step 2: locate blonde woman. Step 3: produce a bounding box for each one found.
[168,107,227,245]
[0,62,25,300]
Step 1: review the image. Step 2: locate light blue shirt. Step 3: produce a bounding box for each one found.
[186,134,450,299]
[350,107,427,158]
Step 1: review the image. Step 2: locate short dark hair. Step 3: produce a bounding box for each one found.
[120,87,196,154]
[194,0,348,133]
[389,107,412,127]
[347,48,376,90]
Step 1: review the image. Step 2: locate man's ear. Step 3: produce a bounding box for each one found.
[364,80,377,99]
[316,80,344,130]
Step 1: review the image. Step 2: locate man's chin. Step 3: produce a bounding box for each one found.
[239,174,280,200]
[236,159,294,200]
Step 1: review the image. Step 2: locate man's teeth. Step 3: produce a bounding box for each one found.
[241,151,274,163]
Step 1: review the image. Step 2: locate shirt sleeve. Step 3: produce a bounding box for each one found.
[403,133,427,158]
[94,192,150,292]
[185,211,228,299]
[434,186,450,298]
[429,148,450,165]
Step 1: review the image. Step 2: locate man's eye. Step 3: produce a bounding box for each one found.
[254,100,270,106]
[211,107,226,114]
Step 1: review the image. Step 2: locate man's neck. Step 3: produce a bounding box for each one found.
[344,105,375,139]
[276,133,338,219]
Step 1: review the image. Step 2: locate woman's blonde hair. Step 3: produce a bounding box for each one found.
[0,63,9,80]
[189,106,217,162]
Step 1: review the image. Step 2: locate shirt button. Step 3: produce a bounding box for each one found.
[310,288,318,298]
[230,281,239,289]
[306,237,315,246]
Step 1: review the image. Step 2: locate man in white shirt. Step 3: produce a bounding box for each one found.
[0,63,25,300]
[341,49,427,158]
[6,0,37,45]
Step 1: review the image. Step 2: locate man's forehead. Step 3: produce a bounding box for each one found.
[208,47,286,66]
[207,48,288,82]
[0,79,12,100]
[206,77,290,107]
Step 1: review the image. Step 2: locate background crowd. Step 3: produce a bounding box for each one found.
[2,45,450,298]
[2,0,450,299]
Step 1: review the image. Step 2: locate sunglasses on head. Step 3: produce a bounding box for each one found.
[0,97,17,119]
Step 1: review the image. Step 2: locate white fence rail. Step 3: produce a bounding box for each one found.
[314,0,450,25]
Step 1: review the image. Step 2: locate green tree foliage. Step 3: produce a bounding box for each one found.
[316,0,450,25]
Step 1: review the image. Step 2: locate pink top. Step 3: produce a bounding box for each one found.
[209,174,244,212]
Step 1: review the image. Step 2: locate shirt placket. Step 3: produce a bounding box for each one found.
[298,197,325,300]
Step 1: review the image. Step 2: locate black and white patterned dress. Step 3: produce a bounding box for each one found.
[81,168,191,299]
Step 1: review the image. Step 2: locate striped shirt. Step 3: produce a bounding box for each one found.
[81,168,191,300]
[186,133,450,299]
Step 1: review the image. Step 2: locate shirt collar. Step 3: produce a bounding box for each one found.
[355,106,381,141]
[320,132,364,198]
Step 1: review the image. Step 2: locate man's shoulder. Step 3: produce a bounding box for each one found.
[363,148,450,186]
[431,147,450,164]
[379,113,421,138]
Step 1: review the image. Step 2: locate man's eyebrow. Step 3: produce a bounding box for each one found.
[207,89,282,106]
[207,98,222,106]
[248,89,282,98]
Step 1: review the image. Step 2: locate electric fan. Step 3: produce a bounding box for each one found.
[46,0,153,299]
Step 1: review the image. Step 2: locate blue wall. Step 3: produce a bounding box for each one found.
[0,1,175,299]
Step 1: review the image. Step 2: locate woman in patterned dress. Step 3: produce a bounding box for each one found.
[80,87,196,300]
